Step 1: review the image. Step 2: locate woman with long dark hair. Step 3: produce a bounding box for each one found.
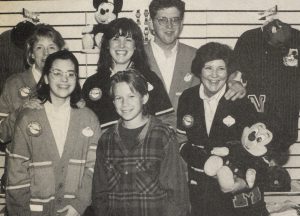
[82,17,174,129]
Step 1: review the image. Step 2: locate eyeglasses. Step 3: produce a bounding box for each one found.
[50,69,77,80]
[155,17,182,26]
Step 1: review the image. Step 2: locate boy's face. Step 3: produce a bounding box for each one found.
[113,82,148,127]
[151,7,183,47]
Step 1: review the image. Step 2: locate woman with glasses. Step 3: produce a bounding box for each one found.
[6,50,101,216]
[82,17,174,130]
[0,24,65,144]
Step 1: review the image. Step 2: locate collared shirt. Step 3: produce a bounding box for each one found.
[199,84,226,135]
[150,40,178,93]
[31,64,41,84]
[44,99,71,157]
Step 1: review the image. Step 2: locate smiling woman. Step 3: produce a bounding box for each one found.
[0,23,65,144]
[176,42,269,216]
[82,17,174,130]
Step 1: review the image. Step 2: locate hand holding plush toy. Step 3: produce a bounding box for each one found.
[82,0,123,51]
[204,123,273,193]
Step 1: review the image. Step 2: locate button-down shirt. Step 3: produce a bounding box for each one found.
[44,99,71,157]
[150,40,178,93]
[199,84,226,135]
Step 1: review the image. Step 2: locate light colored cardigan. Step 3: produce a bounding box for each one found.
[6,106,101,216]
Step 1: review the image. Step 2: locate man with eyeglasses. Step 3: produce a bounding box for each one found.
[145,0,246,130]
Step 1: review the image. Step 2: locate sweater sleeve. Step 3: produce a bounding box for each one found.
[159,129,189,216]
[0,81,18,144]
[70,115,102,214]
[6,120,31,215]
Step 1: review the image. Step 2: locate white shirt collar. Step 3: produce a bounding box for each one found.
[199,83,226,101]
[31,64,42,84]
[150,39,179,56]
[44,98,71,114]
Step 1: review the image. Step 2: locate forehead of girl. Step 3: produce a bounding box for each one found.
[35,35,56,45]
[52,59,75,71]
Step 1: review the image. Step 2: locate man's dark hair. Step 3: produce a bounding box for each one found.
[149,0,185,19]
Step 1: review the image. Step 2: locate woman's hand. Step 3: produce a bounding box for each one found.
[22,99,43,110]
[57,205,80,216]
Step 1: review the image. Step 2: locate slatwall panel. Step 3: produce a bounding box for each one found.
[0,0,299,213]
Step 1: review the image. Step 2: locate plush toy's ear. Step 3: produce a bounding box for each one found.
[93,0,103,9]
[112,0,123,15]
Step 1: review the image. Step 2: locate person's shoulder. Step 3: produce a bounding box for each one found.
[83,73,102,87]
[5,72,24,84]
[224,96,256,116]
[148,116,175,135]
[16,107,44,125]
[74,106,98,121]
[238,27,262,39]
[180,84,200,99]
[178,42,197,53]
[99,124,117,143]
[290,27,300,40]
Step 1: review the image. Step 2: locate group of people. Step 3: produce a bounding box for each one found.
[0,0,299,215]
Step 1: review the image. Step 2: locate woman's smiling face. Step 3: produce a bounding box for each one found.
[109,34,135,67]
[201,59,228,97]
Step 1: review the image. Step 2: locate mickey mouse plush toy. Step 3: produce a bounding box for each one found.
[82,0,123,51]
[204,122,273,192]
[204,123,274,215]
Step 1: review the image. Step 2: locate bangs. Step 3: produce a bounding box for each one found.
[35,35,55,43]
[114,28,133,38]
[107,19,140,40]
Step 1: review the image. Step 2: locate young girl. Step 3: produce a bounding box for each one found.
[82,17,174,130]
[92,69,188,216]
[6,50,101,216]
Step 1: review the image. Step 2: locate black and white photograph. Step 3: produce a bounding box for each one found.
[0,0,299,215]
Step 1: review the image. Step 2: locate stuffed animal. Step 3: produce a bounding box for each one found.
[82,0,123,51]
[204,122,273,193]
